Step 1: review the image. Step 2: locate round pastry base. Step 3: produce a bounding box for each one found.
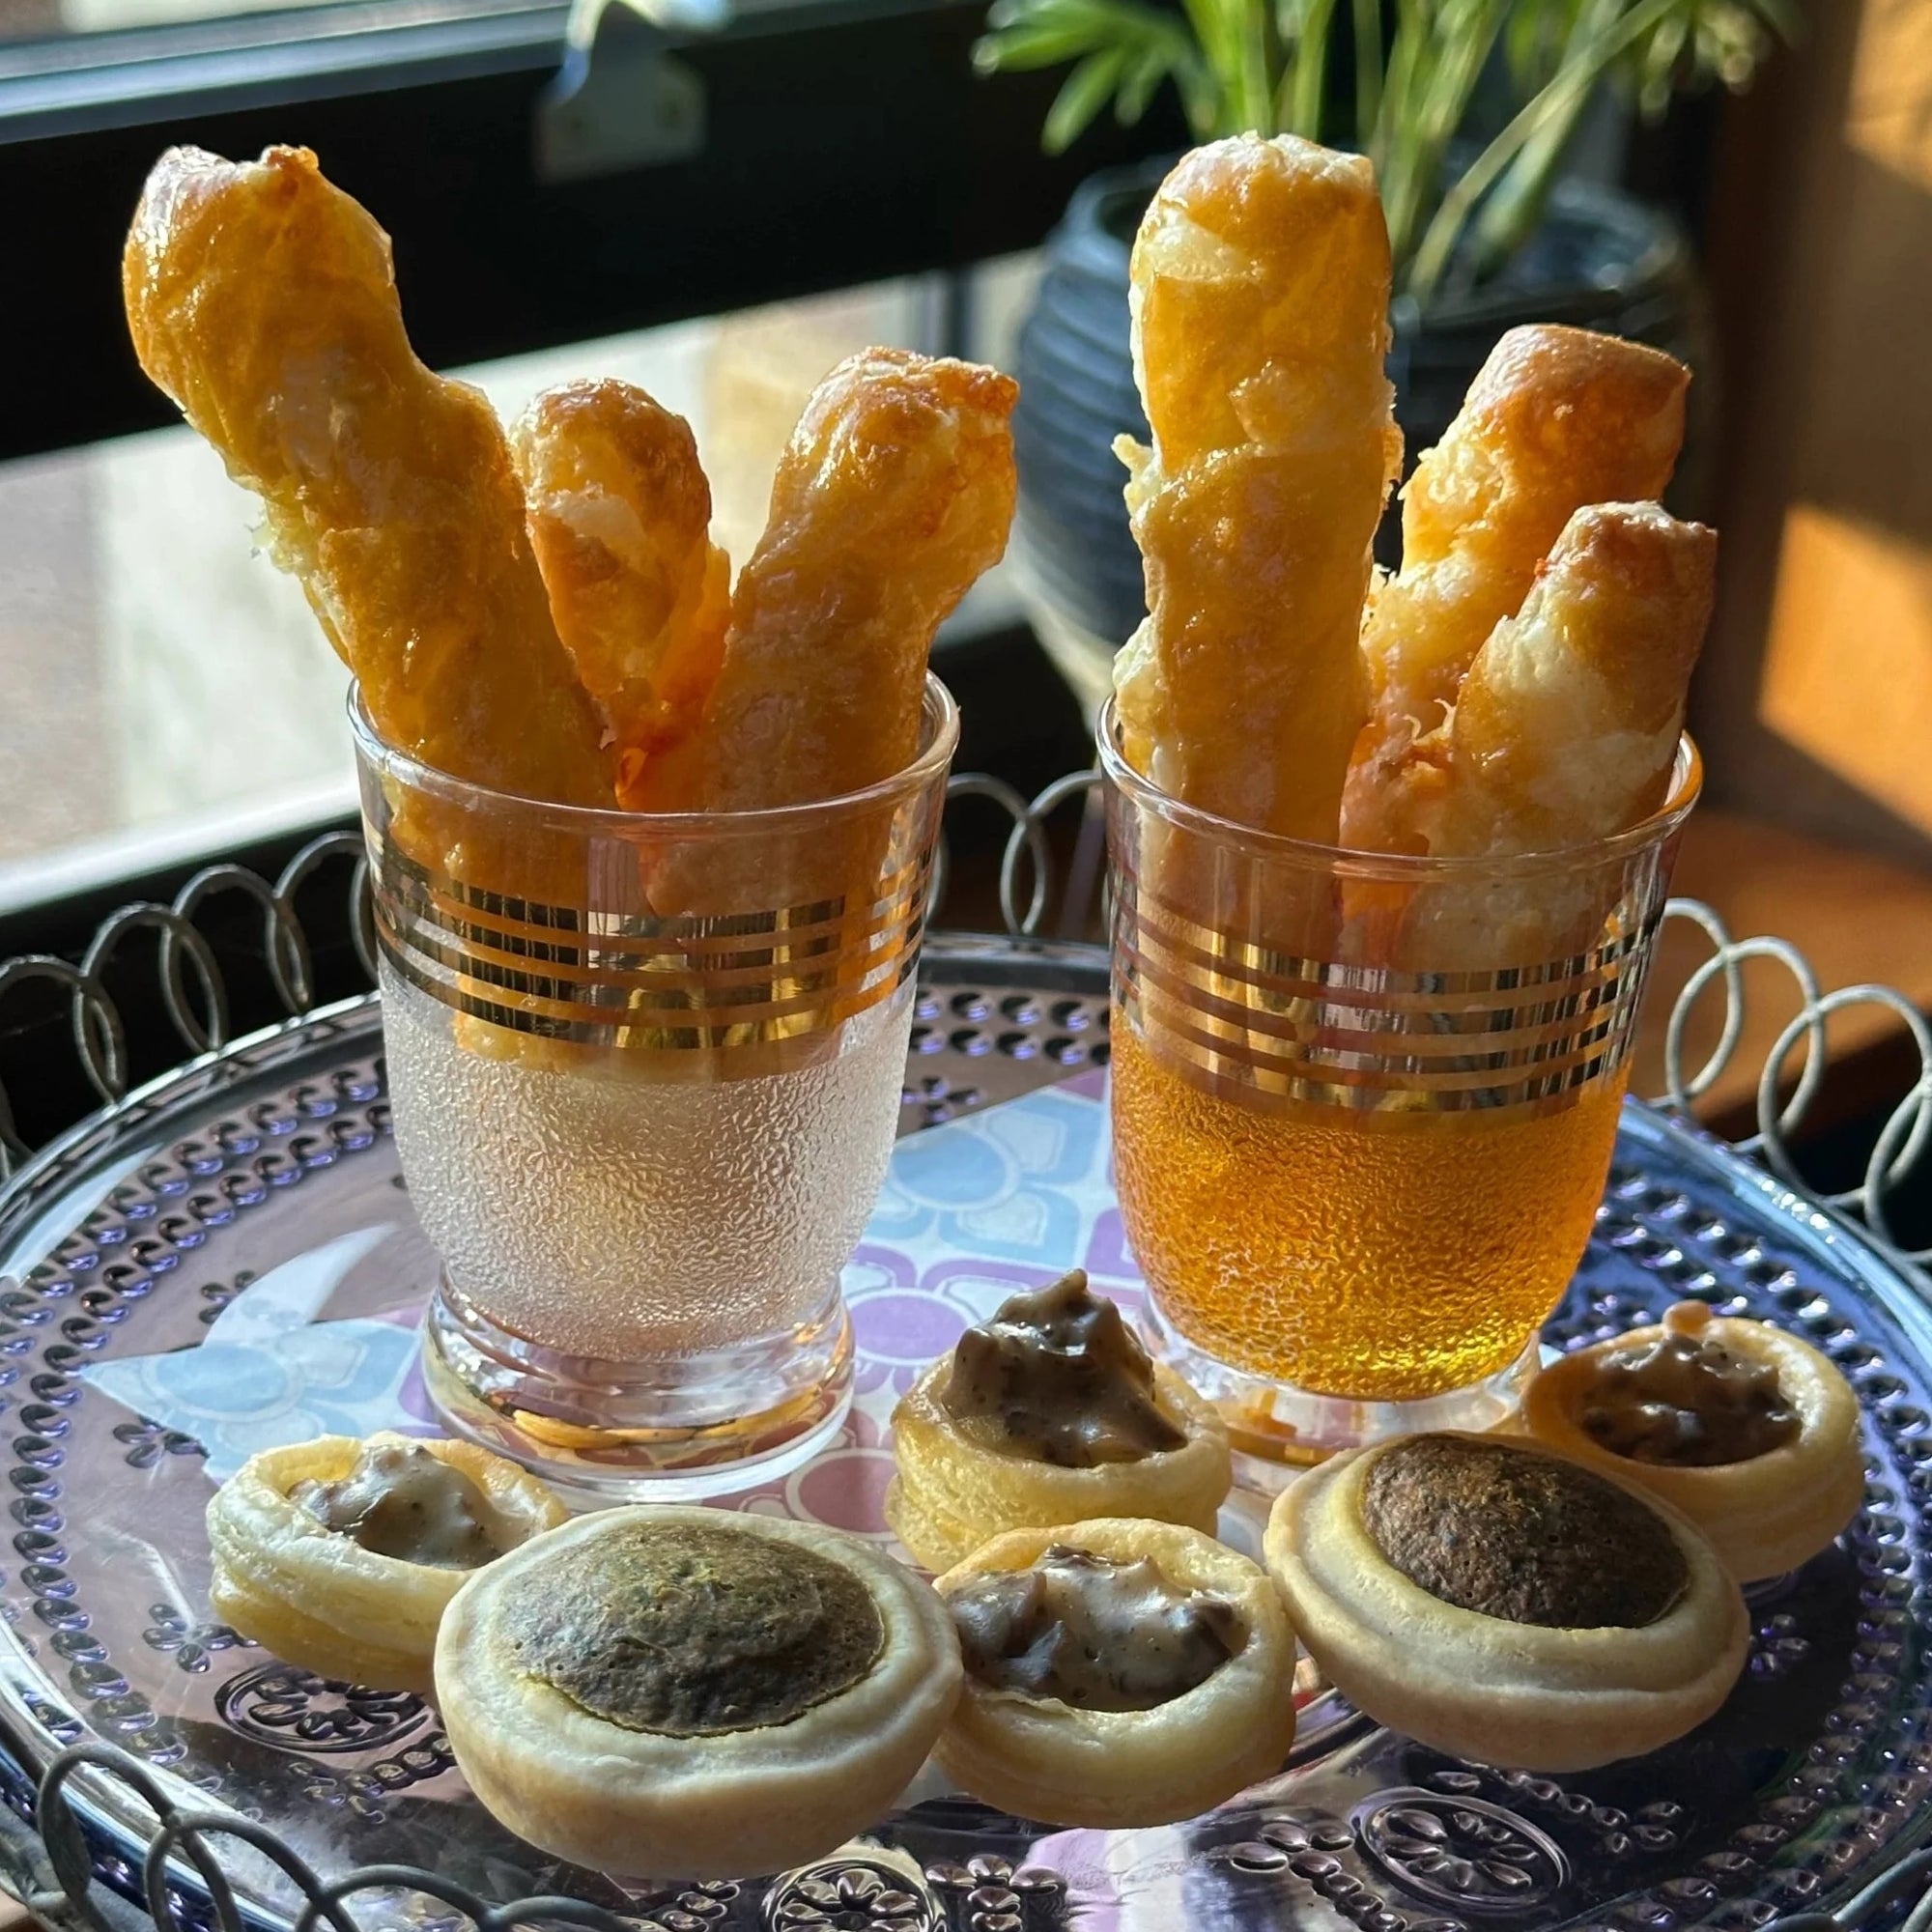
[420,1273,855,1505]
[1146,1310,1541,1490]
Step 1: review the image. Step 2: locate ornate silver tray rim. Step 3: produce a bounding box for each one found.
[0,774,1930,1932]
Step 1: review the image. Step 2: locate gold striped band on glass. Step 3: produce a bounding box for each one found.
[1113,882,1662,1117]
[371,835,933,1054]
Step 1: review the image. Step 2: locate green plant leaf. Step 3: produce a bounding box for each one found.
[973,0,1115,70]
[1180,0,1238,88]
[974,23,1108,73]
[1042,44,1133,149]
[1118,36,1178,118]
[1503,0,1582,88]
[1351,0,1382,136]
[975,0,1810,287]
[1634,9,1690,113]
[1282,0,1336,134]
[1600,0,1805,111]
[1406,0,1675,298]
[1752,0,1805,40]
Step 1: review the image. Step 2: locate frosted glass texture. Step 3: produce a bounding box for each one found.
[383,961,911,1358]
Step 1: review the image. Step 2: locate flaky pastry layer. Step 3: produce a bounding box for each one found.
[1381,501,1715,972]
[934,1519,1297,1828]
[1520,1317,1864,1582]
[123,146,612,811]
[204,1432,569,1695]
[632,347,1013,921]
[435,1506,960,1879]
[639,348,1014,817]
[1342,326,1690,855]
[886,1358,1231,1574]
[509,379,731,809]
[1423,502,1716,860]
[1113,134,1399,846]
[1264,1433,1747,1772]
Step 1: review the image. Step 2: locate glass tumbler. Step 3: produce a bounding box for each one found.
[1101,698,1701,1467]
[353,676,959,1501]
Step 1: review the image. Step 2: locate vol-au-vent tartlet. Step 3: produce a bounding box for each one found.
[434,1507,961,1880]
[1520,1299,1865,1582]
[1265,1432,1747,1773]
[933,1517,1297,1828]
[886,1270,1232,1572]
[206,1433,569,1694]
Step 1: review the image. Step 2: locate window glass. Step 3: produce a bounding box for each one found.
[0,255,1039,903]
[0,0,527,45]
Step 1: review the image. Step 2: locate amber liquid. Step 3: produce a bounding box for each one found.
[1111,1015,1627,1402]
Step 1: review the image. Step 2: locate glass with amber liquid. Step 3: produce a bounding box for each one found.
[1100,699,1701,1463]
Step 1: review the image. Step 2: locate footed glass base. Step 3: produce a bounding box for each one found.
[1146,1306,1542,1489]
[421,1272,855,1505]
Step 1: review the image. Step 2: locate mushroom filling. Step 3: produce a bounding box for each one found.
[498,1522,885,1736]
[1581,1304,1800,1467]
[1361,1435,1689,1629]
[948,1545,1242,1711]
[936,1269,1186,1467]
[292,1439,500,1570]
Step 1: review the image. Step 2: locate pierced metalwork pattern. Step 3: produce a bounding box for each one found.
[0,775,1930,1932]
[1355,1792,1570,1912]
[0,832,372,1174]
[0,978,1927,1932]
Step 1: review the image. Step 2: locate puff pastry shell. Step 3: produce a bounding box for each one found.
[1520,1312,1864,1582]
[1264,1434,1747,1772]
[887,1359,1231,1574]
[434,1507,960,1879]
[206,1433,568,1694]
[934,1519,1297,1828]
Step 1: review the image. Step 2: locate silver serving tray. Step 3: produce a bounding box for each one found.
[0,936,1927,1932]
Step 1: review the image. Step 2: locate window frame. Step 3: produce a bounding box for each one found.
[0,0,1183,462]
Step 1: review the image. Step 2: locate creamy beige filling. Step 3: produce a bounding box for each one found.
[292,1439,500,1570]
[948,1544,1241,1711]
[936,1269,1185,1467]
[1582,1304,1799,1467]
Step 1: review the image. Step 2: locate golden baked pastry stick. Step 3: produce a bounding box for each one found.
[1341,326,1690,853]
[124,145,612,810]
[1114,134,1401,844]
[509,381,731,810]
[637,347,1017,817]
[1388,502,1715,973]
[1420,501,1716,861]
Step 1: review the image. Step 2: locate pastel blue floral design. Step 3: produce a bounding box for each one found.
[78,1224,430,1478]
[864,1086,1113,1267]
[76,1083,1145,1502]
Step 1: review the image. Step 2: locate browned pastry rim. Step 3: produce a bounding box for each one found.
[434,1506,961,1880]
[205,1433,570,1695]
[933,1518,1297,1828]
[886,1355,1231,1573]
[1264,1431,1747,1773]
[1520,1310,1865,1581]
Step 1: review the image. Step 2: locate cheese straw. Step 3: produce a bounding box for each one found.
[1114,134,1401,848]
[1342,326,1690,855]
[1399,501,1716,968]
[1424,502,1716,858]
[641,346,1016,818]
[509,380,731,810]
[123,145,613,816]
[638,346,1015,915]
